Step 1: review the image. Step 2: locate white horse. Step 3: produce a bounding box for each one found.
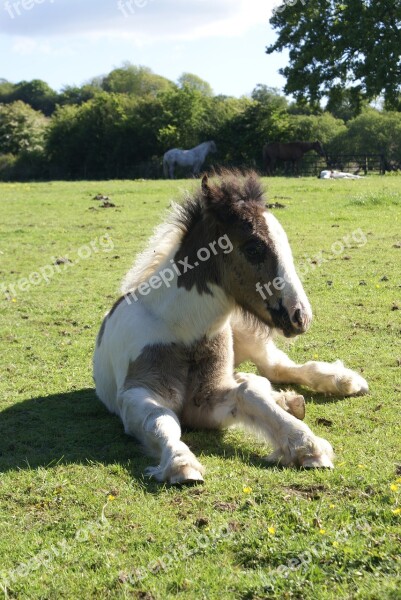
[320,170,363,179]
[94,171,368,485]
[163,140,217,179]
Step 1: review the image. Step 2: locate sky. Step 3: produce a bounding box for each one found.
[0,0,289,97]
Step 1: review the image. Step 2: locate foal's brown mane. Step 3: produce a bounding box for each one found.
[175,169,267,235]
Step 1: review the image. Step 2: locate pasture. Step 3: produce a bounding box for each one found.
[0,176,400,599]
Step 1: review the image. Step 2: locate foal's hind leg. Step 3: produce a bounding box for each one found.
[118,387,204,484]
[192,375,334,468]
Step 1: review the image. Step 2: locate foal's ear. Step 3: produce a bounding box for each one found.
[201,175,234,223]
[201,174,210,197]
[201,174,218,207]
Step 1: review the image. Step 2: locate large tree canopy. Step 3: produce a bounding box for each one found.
[266,0,401,110]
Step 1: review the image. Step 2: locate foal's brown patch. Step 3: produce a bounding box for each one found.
[173,171,274,295]
[124,328,233,423]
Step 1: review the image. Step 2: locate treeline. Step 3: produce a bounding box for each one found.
[1,64,401,180]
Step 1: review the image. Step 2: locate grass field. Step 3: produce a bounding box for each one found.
[0,175,400,600]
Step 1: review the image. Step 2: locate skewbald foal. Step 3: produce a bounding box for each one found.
[93,171,368,484]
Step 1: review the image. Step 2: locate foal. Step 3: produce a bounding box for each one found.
[93,171,368,484]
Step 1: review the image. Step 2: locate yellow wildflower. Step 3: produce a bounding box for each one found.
[390,484,399,492]
[391,508,401,515]
[268,527,276,535]
[243,486,252,494]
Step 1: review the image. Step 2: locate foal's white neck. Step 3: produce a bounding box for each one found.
[136,249,234,346]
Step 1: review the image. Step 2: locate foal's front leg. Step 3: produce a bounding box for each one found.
[257,340,369,396]
[211,374,334,468]
[118,387,204,484]
[233,318,368,396]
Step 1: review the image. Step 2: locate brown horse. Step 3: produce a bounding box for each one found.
[263,141,326,175]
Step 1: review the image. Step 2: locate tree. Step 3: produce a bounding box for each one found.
[251,85,288,111]
[336,109,401,160]
[177,73,213,96]
[0,79,15,103]
[57,84,101,106]
[102,63,174,97]
[46,94,132,178]
[287,113,347,153]
[156,86,213,150]
[216,95,290,166]
[325,86,368,121]
[266,0,401,110]
[0,101,48,155]
[10,79,58,115]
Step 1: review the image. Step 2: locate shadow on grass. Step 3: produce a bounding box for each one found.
[0,388,266,483]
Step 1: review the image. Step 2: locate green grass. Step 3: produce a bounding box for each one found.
[1,176,400,600]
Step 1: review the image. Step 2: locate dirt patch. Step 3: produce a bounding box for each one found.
[316,417,333,427]
[266,202,286,209]
[213,501,238,512]
[283,484,326,500]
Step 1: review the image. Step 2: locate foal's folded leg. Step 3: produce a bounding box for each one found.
[118,387,204,484]
[211,373,334,469]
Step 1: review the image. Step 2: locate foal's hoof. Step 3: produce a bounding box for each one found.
[283,392,305,420]
[273,390,305,420]
[169,467,204,486]
[332,361,369,396]
[300,436,335,469]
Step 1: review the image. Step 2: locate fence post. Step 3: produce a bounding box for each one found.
[380,154,385,175]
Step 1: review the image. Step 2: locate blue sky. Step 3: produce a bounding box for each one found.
[0,0,289,97]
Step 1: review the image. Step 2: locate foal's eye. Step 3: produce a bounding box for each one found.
[241,240,267,263]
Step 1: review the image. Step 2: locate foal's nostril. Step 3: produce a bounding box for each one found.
[292,308,304,329]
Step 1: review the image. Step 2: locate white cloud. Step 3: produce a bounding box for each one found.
[1,0,279,42]
[11,36,78,57]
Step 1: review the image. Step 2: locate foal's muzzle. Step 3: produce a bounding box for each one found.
[268,300,312,337]
[290,303,312,334]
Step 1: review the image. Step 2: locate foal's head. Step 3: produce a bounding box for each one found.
[201,171,312,337]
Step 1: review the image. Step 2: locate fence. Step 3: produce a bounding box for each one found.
[125,154,387,179]
[58,154,386,181]
[299,153,386,177]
